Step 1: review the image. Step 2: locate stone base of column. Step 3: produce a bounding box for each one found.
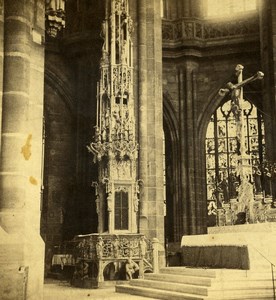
[0,227,45,300]
[158,249,166,270]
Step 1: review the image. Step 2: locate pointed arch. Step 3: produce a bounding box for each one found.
[163,90,179,144]
[44,68,76,115]
[198,76,263,153]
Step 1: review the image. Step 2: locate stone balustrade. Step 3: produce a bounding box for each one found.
[162,14,259,46]
[62,233,158,287]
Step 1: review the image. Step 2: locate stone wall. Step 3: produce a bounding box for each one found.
[42,80,77,271]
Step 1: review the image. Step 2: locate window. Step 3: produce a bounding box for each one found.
[207,0,256,17]
[205,99,265,226]
[114,189,129,230]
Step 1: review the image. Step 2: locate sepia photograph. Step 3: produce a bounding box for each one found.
[0,0,276,299]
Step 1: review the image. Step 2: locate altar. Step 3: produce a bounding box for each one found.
[181,223,276,272]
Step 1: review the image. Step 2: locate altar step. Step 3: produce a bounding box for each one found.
[115,267,276,300]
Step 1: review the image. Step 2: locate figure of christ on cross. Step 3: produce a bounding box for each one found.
[218,65,264,222]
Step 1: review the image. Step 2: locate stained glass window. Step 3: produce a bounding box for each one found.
[205,98,265,226]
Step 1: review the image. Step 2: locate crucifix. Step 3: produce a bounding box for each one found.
[219,65,264,222]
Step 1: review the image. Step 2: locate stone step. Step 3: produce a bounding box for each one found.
[116,267,276,300]
[212,269,273,279]
[209,288,275,298]
[128,277,275,299]
[130,279,208,296]
[116,284,207,300]
[144,273,212,287]
[211,278,275,289]
[159,267,216,278]
[211,294,275,300]
[116,283,275,300]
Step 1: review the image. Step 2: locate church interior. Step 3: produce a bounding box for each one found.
[1,0,276,299]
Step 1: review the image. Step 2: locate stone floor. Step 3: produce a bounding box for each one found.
[44,279,158,300]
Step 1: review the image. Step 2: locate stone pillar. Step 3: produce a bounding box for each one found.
[190,0,204,18]
[259,0,276,163]
[152,237,160,272]
[138,0,148,235]
[179,61,204,235]
[182,0,191,17]
[181,0,204,18]
[169,0,178,19]
[137,0,164,248]
[0,1,3,152]
[0,1,45,299]
[178,68,189,234]
[185,62,197,234]
[176,0,183,19]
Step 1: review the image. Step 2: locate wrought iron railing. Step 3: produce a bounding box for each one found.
[252,246,276,300]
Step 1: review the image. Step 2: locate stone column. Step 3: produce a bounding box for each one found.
[259,0,276,162]
[182,0,191,17]
[179,61,204,235]
[176,0,183,19]
[181,0,204,18]
[0,1,45,299]
[178,68,189,234]
[190,0,204,18]
[0,1,3,152]
[138,0,148,235]
[137,0,164,248]
[169,0,178,19]
[185,62,197,234]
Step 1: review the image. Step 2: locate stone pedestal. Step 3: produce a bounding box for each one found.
[0,229,44,300]
[181,223,276,273]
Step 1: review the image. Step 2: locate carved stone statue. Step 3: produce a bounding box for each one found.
[264,168,272,197]
[96,237,104,259]
[253,167,262,194]
[73,259,89,280]
[125,258,139,280]
[229,172,238,198]
[139,236,147,257]
[218,174,230,203]
[113,238,120,258]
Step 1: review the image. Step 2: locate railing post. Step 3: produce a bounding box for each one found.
[271,263,275,300]
[152,238,159,273]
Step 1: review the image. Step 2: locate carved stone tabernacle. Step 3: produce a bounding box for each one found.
[87,0,139,234]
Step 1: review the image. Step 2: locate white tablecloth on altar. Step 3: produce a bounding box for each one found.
[51,254,75,269]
